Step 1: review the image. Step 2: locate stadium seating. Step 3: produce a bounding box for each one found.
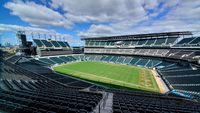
[33,39,44,48]
[176,37,200,46]
[30,59,49,66]
[0,88,102,113]
[165,37,178,45]
[145,39,156,45]
[85,37,178,47]
[59,56,73,62]
[103,55,113,62]
[33,39,72,56]
[0,59,103,113]
[146,59,162,68]
[17,58,95,89]
[173,86,200,93]
[38,56,77,65]
[49,57,65,64]
[40,39,54,48]
[123,57,133,64]
[3,31,200,112]
[177,37,194,45]
[72,55,174,68]
[190,37,200,45]
[116,57,125,64]
[33,39,70,48]
[3,52,200,113]
[50,40,60,47]
[94,55,103,61]
[136,58,149,67]
[113,93,200,113]
[129,58,140,65]
[154,38,166,45]
[137,39,147,45]
[38,58,56,65]
[110,56,119,63]
[83,33,200,64]
[57,41,69,48]
[84,47,200,62]
[6,55,22,63]
[158,64,200,95]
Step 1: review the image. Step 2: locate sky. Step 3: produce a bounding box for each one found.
[0,0,200,46]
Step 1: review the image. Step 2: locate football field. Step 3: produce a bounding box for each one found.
[53,61,159,92]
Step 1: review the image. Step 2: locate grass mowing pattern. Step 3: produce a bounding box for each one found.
[53,61,159,92]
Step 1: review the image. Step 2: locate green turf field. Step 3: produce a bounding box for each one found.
[53,61,159,92]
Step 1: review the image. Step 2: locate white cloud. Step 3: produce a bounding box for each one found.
[0,23,85,46]
[0,24,55,34]
[166,0,200,21]
[0,24,73,41]
[78,24,115,37]
[51,0,147,24]
[78,0,200,37]
[143,0,159,10]
[4,1,72,28]
[3,0,200,40]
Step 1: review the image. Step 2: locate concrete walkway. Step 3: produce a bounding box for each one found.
[93,92,113,113]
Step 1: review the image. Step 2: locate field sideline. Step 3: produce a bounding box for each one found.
[53,61,160,92]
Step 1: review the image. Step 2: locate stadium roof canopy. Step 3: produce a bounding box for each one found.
[82,31,192,41]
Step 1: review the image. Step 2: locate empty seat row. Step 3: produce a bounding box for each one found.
[85,37,177,47]
[113,93,200,113]
[33,39,70,48]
